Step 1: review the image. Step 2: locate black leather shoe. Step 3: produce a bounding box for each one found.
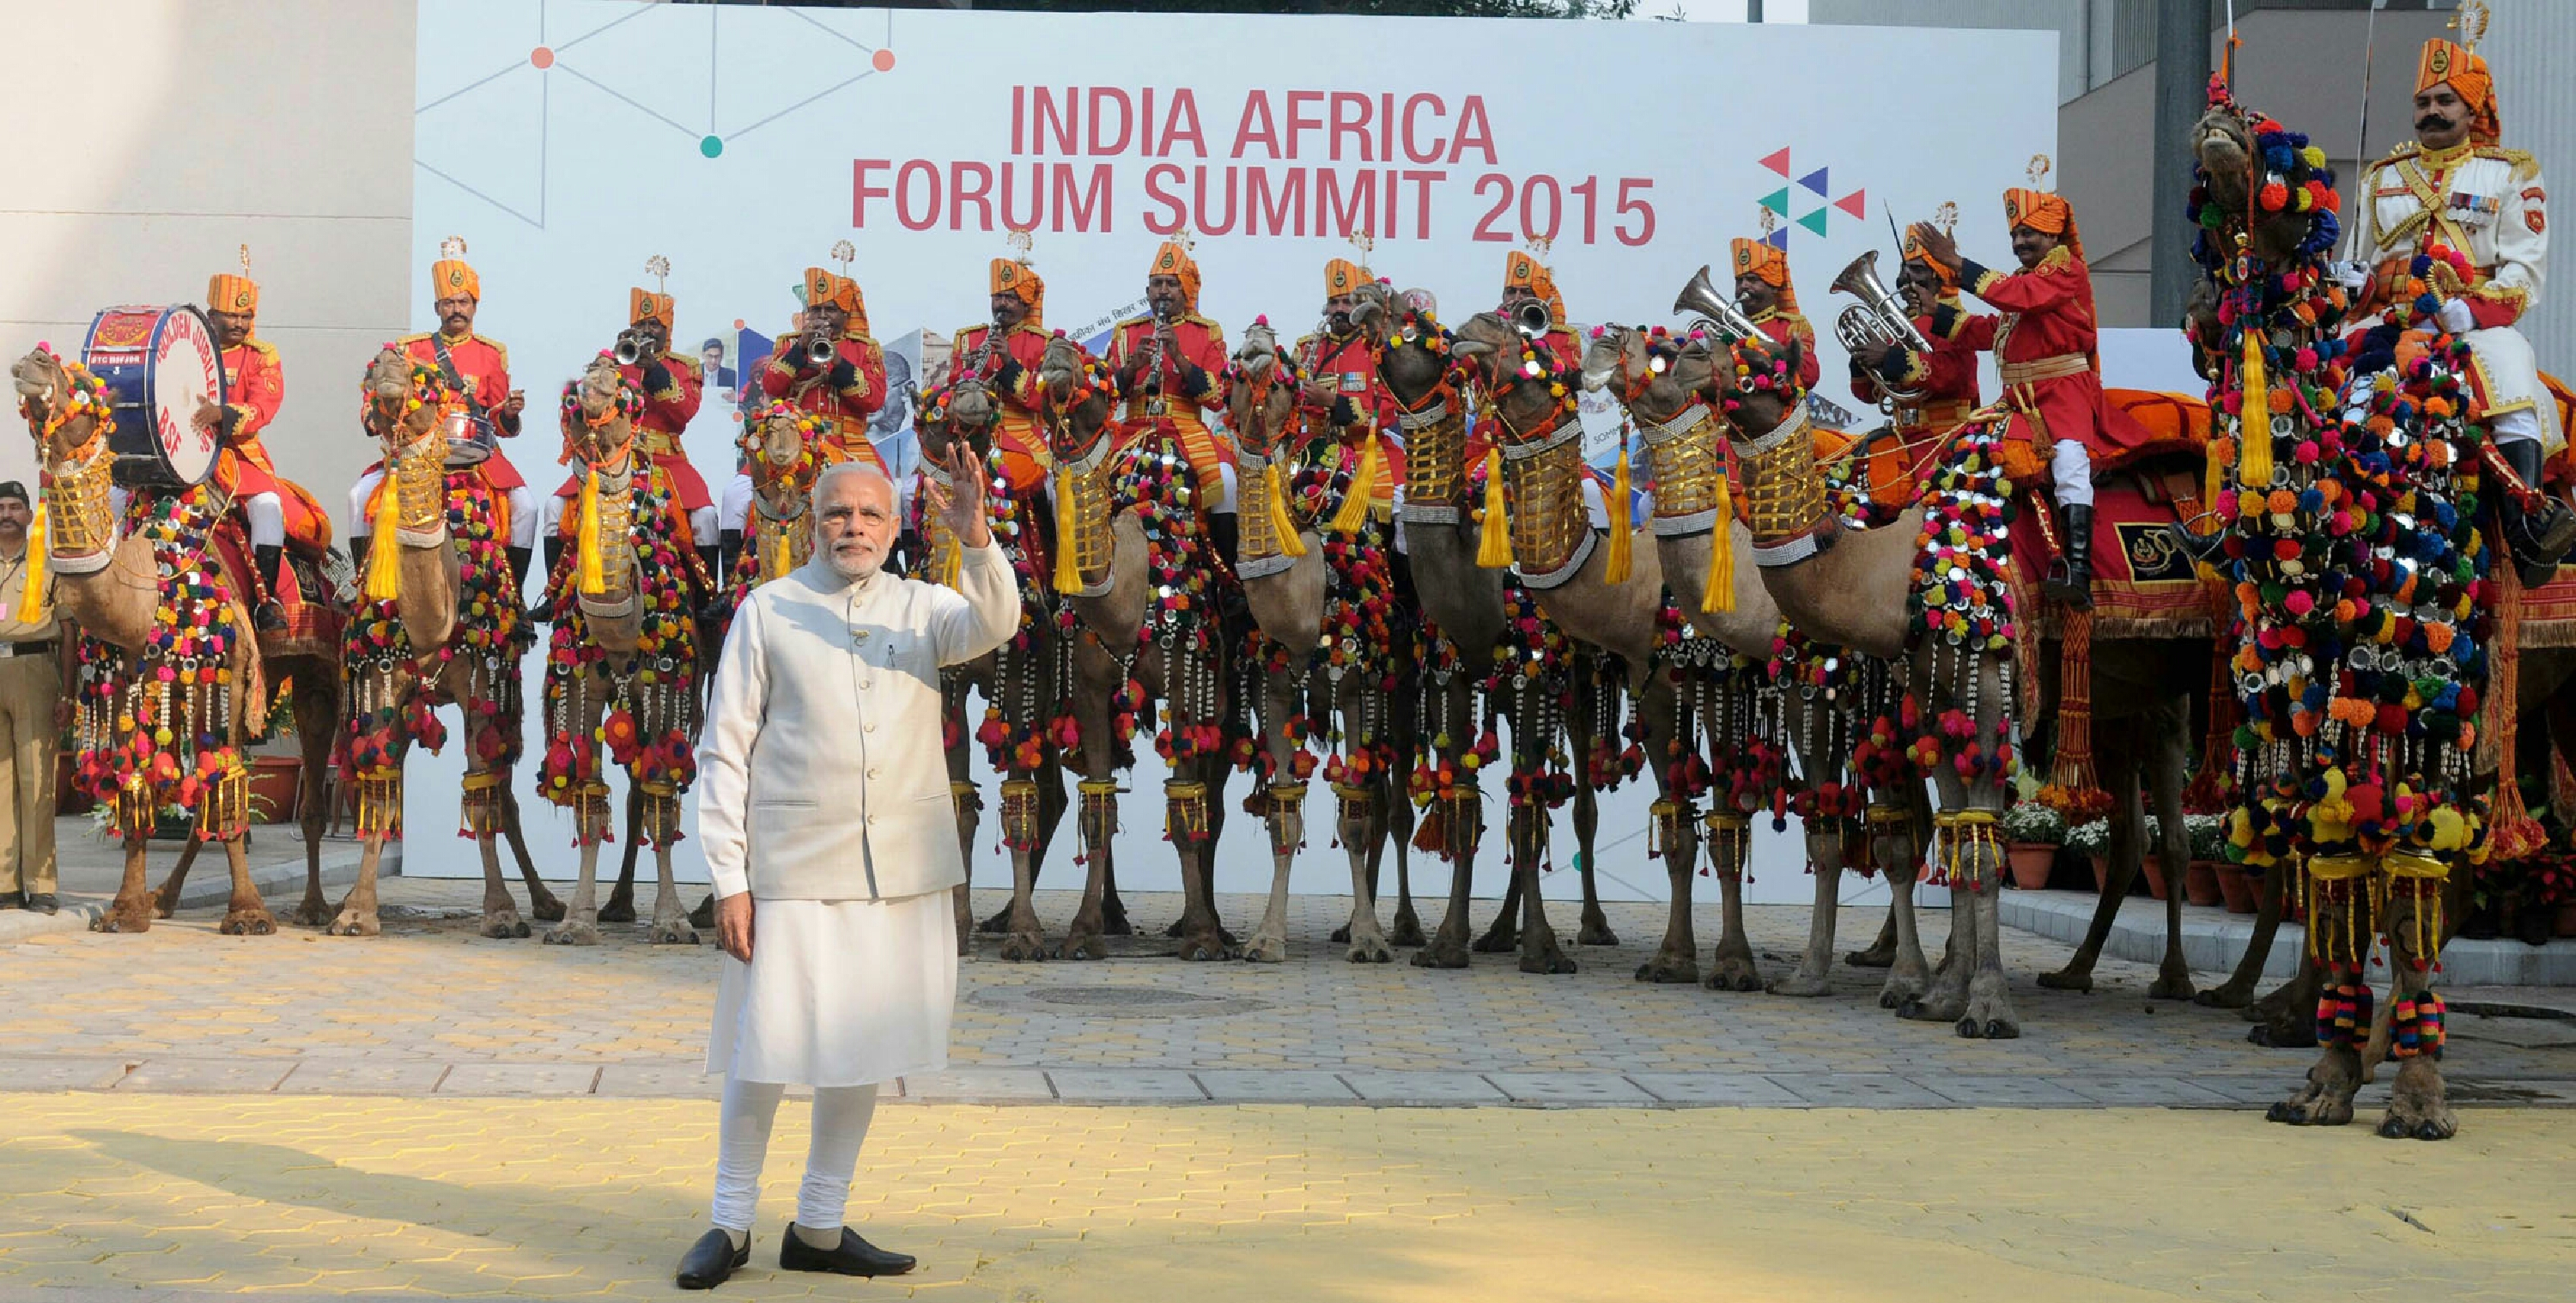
[778,1226,915,1277]
[21,893,57,914]
[675,1228,749,1290]
[0,890,21,910]
[254,600,289,632]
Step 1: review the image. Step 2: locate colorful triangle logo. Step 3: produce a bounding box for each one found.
[1835,189,1868,219]
[1797,167,1831,198]
[1759,147,1792,177]
[1764,229,1789,249]
[1796,209,1832,237]
[1759,186,1791,216]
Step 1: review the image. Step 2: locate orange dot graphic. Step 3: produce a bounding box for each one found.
[531,46,555,69]
[872,49,896,72]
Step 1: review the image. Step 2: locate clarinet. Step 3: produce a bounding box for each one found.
[1140,304,1170,417]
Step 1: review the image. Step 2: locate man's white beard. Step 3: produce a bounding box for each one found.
[827,545,882,581]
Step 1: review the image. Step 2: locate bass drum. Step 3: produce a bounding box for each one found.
[82,305,224,490]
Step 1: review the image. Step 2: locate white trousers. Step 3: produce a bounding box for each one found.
[241,491,283,549]
[2050,439,2093,508]
[710,1076,878,1235]
[347,471,539,548]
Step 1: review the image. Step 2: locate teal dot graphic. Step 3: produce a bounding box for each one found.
[700,135,724,159]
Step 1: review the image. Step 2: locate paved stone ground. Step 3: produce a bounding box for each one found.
[0,1096,2570,1300]
[3,876,2573,1109]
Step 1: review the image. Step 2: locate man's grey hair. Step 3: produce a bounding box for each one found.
[811,460,896,516]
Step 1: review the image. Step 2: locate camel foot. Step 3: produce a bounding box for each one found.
[481,910,532,940]
[543,921,602,947]
[1844,938,1898,969]
[1878,961,1933,1011]
[288,897,334,929]
[1412,935,1471,970]
[2266,1050,2361,1127]
[1471,924,1519,953]
[219,907,278,937]
[326,907,381,938]
[524,883,567,923]
[2192,980,2258,1010]
[1346,935,1394,964]
[1634,951,1699,984]
[91,898,154,934]
[2377,1059,2457,1141]
[1099,897,1134,936]
[1955,981,2020,1039]
[1388,908,1427,948]
[999,932,1051,962]
[1702,950,1764,993]
[2036,966,2094,993]
[1056,931,1108,962]
[688,894,715,930]
[647,922,699,946]
[1240,933,1289,964]
[152,889,182,920]
[979,904,1014,935]
[1176,929,1231,962]
[2148,971,2197,1002]
[1577,916,1619,947]
[594,891,636,924]
[1519,941,1577,976]
[1766,969,1834,997]
[1329,924,1351,944]
[1902,983,1970,1024]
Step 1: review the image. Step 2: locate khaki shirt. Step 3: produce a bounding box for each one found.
[0,544,57,642]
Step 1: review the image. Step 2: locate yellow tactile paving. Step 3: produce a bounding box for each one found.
[1,1094,2568,1300]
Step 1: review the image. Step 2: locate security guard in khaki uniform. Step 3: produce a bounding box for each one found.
[0,482,63,913]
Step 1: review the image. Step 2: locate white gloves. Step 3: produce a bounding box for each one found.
[2437,297,2478,335]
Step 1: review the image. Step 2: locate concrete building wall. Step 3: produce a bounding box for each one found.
[0,0,417,534]
[2488,0,2576,379]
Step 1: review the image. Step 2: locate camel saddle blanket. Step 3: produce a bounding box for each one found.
[2008,456,2224,642]
[211,520,343,652]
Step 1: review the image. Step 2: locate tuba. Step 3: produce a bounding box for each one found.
[1830,249,1935,366]
[1671,265,1766,344]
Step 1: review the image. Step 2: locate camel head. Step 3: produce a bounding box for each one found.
[1449,309,1583,446]
[1036,332,1114,458]
[1704,329,1805,441]
[1376,289,1461,411]
[1583,324,1716,427]
[739,402,821,509]
[2190,96,2334,266]
[1346,278,1394,344]
[2191,104,2257,214]
[561,353,637,469]
[11,345,103,460]
[1224,319,1300,459]
[361,345,447,448]
[917,371,996,469]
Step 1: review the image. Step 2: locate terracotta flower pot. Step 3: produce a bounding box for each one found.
[2007,843,2056,890]
[2216,864,2258,914]
[246,755,302,825]
[2184,862,2223,908]
[2141,855,2169,901]
[2557,901,2576,938]
[2088,855,2109,893]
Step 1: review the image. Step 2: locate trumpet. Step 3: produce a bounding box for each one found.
[612,329,659,368]
[1510,299,1552,338]
[1830,249,1935,360]
[1670,265,1766,344]
[794,330,837,368]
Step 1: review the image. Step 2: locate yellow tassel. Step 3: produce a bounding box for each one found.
[1260,462,1306,558]
[1474,447,1513,569]
[1052,464,1084,593]
[2238,329,2273,490]
[15,501,50,624]
[762,524,790,582]
[576,468,606,596]
[362,475,402,602]
[1701,478,1736,613]
[937,531,963,588]
[1602,443,1633,585]
[1328,436,1381,536]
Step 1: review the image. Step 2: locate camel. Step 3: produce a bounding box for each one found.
[1581,323,1941,1001]
[1224,317,1419,962]
[1373,307,1624,973]
[11,346,294,935]
[910,378,1077,959]
[1036,333,1240,960]
[337,346,559,936]
[529,356,707,947]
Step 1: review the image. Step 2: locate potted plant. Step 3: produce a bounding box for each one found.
[246,755,301,824]
[2066,819,2111,891]
[2182,813,2226,907]
[2000,801,2065,889]
[2526,854,2576,940]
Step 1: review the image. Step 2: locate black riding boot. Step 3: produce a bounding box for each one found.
[2499,439,2576,588]
[512,544,541,621]
[696,545,729,624]
[252,544,289,630]
[2044,502,2095,610]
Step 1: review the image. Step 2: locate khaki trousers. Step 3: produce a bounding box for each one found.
[0,652,60,895]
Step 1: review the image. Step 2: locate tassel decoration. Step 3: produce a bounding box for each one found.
[1260,462,1307,557]
[1701,478,1736,613]
[1052,464,1084,593]
[2237,327,2274,490]
[1601,442,1633,585]
[15,501,49,624]
[1474,448,1513,569]
[1327,435,1382,536]
[576,468,607,596]
[363,476,402,601]
[762,525,791,582]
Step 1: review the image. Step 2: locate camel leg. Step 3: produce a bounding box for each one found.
[2268,882,2364,1127]
[1906,818,1982,1025]
[287,679,337,928]
[999,820,1051,962]
[544,793,607,947]
[151,837,205,919]
[1571,781,1616,947]
[2372,880,2456,1141]
[501,787,566,923]
[596,789,642,923]
[1340,776,1394,964]
[2240,862,2324,1049]
[1510,799,1575,976]
[214,834,277,936]
[1059,679,1120,960]
[2040,734,2145,994]
[2144,714,2196,1002]
[1635,803,1700,984]
[1242,672,1303,963]
[1872,795,1935,1010]
[1413,676,1480,969]
[645,835,696,945]
[2199,855,2289,1010]
[333,833,388,937]
[476,807,532,940]
[1845,904,1899,967]
[1770,822,1846,996]
[1475,867,1524,952]
[1169,761,1231,962]
[92,834,156,933]
[1704,822,1762,992]
[1383,679,1425,946]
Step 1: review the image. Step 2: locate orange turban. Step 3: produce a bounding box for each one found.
[1324,258,1369,300]
[1728,237,1802,314]
[1503,250,1564,326]
[209,272,258,315]
[2003,189,2085,264]
[1900,224,1959,290]
[431,253,481,301]
[2417,38,2500,144]
[838,276,870,336]
[990,257,1043,327]
[1149,240,1201,308]
[629,288,674,329]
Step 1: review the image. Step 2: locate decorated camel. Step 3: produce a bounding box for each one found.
[529,356,713,947]
[1224,315,1420,962]
[1036,333,1243,960]
[909,376,1077,959]
[1374,307,1625,973]
[339,346,557,936]
[10,346,315,934]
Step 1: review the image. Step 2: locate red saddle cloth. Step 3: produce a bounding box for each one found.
[2008,457,2224,634]
[210,519,343,646]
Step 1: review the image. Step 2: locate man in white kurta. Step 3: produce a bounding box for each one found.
[679,455,1017,1289]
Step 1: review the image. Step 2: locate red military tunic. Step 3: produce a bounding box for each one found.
[950,320,1054,493]
[553,353,712,512]
[1296,329,1405,508]
[1849,298,1984,436]
[1751,309,1824,391]
[215,338,283,499]
[1106,312,1231,501]
[398,330,527,490]
[759,334,890,473]
[1953,247,2152,461]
